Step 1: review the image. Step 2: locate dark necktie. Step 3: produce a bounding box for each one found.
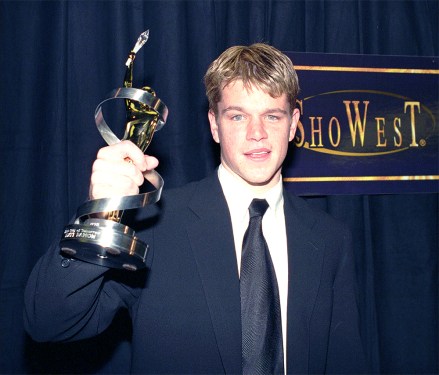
[240,198,284,374]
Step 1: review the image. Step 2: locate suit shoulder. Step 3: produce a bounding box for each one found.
[162,178,206,205]
[159,173,220,212]
[284,192,350,236]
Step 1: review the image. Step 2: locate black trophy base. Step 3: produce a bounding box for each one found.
[60,219,148,271]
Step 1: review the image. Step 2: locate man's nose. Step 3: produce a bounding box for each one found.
[247,118,268,141]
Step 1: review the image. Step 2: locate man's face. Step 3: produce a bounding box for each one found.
[208,79,300,192]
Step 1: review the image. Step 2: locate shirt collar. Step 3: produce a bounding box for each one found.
[217,164,284,217]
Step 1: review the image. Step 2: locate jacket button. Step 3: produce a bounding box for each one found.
[61,258,70,268]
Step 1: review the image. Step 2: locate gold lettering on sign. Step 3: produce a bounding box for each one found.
[293,92,434,156]
[310,117,323,147]
[344,100,369,147]
[328,117,341,147]
[393,117,402,147]
[375,117,387,147]
[404,101,420,147]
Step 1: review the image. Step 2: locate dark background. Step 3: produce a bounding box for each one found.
[0,1,437,373]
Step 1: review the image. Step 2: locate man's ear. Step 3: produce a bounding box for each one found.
[208,110,220,144]
[288,108,300,142]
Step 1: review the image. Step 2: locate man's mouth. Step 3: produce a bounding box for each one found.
[245,149,271,159]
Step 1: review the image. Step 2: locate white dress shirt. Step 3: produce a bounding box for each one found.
[218,165,289,370]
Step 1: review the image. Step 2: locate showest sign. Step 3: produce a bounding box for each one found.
[282,52,439,195]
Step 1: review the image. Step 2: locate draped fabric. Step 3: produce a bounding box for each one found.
[0,1,437,373]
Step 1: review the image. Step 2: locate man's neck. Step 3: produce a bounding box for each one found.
[218,163,282,197]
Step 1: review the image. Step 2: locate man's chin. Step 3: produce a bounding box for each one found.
[244,173,281,190]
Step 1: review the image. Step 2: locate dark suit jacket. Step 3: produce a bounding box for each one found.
[24,173,367,374]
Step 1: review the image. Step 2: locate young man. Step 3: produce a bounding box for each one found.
[25,44,367,374]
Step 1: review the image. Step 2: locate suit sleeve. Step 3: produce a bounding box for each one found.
[24,240,146,342]
[325,228,369,374]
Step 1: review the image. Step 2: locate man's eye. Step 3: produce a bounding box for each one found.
[231,114,244,121]
[267,115,279,121]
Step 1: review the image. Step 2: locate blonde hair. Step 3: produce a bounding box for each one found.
[204,43,300,115]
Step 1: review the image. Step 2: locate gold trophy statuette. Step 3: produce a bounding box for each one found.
[60,31,168,271]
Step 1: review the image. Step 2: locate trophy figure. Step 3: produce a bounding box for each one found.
[60,31,168,271]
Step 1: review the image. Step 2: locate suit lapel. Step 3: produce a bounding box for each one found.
[185,174,242,374]
[284,193,325,374]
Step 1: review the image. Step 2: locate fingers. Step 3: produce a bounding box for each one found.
[144,154,159,171]
[96,140,148,171]
[89,140,159,200]
[90,160,142,198]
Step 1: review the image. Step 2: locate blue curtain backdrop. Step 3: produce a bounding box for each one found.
[0,1,437,373]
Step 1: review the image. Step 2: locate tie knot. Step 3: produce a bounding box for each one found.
[249,198,269,218]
